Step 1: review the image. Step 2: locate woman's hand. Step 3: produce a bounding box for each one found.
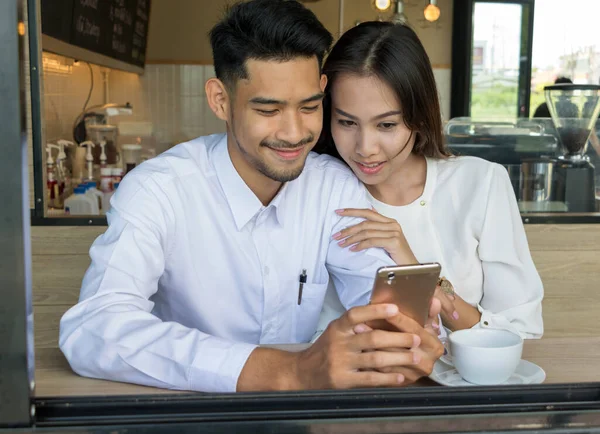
[333,208,418,265]
[434,281,483,331]
[434,284,459,324]
[333,208,481,331]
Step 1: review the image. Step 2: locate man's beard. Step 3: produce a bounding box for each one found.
[230,115,314,183]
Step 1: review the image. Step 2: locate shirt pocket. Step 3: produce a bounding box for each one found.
[294,282,328,343]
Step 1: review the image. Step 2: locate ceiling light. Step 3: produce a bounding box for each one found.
[372,0,393,12]
[424,0,441,22]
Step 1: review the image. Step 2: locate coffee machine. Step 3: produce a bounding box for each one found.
[545,84,600,212]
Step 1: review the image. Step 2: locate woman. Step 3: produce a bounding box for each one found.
[315,22,543,339]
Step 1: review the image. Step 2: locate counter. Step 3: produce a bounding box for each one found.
[27,225,600,431]
[35,337,600,397]
[29,211,600,226]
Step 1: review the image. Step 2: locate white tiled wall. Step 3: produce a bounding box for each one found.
[43,60,106,144]
[42,55,226,155]
[42,54,452,155]
[109,64,226,152]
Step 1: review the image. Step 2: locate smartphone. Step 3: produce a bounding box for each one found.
[368,262,441,329]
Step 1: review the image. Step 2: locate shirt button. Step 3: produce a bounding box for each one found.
[420,200,426,206]
[483,321,489,326]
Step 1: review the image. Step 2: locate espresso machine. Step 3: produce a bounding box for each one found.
[545,84,600,212]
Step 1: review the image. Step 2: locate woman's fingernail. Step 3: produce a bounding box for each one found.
[338,240,346,246]
[397,374,405,384]
[349,245,358,251]
[431,322,439,329]
[413,352,421,364]
[354,324,368,334]
[452,311,459,320]
[335,209,344,215]
[332,232,341,240]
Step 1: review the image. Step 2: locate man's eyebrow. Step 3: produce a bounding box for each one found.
[300,93,325,104]
[249,93,325,106]
[249,97,286,105]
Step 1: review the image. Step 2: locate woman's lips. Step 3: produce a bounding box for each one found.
[355,161,385,175]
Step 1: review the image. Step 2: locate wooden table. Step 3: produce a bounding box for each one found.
[34,337,600,397]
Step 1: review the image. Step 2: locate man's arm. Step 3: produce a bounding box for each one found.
[59,175,257,393]
[325,175,397,310]
[60,168,441,392]
[323,175,444,382]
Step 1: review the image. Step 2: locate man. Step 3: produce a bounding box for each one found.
[59,0,443,393]
[532,76,572,118]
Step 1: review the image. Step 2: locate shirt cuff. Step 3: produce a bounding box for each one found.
[188,339,258,393]
[474,304,523,338]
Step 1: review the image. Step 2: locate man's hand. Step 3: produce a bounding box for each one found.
[354,297,444,385]
[236,300,443,392]
[291,303,431,390]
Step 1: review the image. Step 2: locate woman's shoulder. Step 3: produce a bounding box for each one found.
[436,155,499,174]
[434,155,504,192]
[429,156,514,229]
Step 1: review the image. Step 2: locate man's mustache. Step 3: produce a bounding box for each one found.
[260,135,315,150]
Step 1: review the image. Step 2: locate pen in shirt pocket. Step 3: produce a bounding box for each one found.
[297,269,307,305]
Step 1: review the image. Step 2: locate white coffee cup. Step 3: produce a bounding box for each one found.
[448,328,523,385]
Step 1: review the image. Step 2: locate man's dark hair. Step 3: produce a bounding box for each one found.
[209,0,333,90]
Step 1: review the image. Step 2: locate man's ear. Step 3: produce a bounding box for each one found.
[205,78,231,121]
[320,73,328,92]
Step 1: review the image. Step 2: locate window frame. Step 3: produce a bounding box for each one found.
[0,0,34,428]
[3,0,600,431]
[450,0,535,119]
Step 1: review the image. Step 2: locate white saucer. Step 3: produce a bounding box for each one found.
[429,357,546,387]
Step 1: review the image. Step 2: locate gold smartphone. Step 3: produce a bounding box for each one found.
[368,262,441,329]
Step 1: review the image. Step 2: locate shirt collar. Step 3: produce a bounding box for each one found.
[212,135,288,230]
[271,183,288,226]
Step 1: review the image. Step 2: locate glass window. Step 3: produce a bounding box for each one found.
[470,2,523,120]
[530,0,600,117]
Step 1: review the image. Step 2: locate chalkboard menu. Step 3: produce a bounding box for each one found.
[41,0,151,68]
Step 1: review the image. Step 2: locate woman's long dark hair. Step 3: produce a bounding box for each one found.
[315,21,450,159]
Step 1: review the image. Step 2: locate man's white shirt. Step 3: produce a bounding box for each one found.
[59,133,393,393]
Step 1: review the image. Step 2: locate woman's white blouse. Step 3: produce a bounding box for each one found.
[317,156,544,339]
